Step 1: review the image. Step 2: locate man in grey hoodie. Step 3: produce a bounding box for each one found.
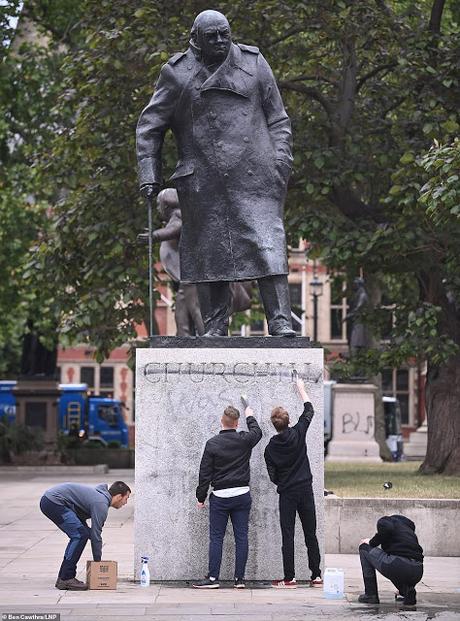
[40,481,131,590]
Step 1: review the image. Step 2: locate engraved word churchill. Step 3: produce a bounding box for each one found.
[143,362,322,385]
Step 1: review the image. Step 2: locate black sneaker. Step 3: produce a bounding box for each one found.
[403,587,416,606]
[234,578,246,589]
[358,593,380,604]
[192,577,220,589]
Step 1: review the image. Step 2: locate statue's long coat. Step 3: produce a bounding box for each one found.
[136,42,293,283]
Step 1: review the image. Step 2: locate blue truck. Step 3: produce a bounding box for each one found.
[0,381,128,448]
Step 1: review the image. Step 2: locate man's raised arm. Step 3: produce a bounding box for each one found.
[293,377,314,432]
[244,406,263,447]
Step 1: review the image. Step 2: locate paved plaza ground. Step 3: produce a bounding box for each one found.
[0,468,459,620]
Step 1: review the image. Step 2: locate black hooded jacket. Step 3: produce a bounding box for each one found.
[264,402,314,493]
[369,514,424,562]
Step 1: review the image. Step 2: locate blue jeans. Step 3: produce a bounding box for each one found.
[40,495,91,580]
[209,492,251,580]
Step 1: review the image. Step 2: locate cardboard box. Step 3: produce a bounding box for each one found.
[86,560,117,590]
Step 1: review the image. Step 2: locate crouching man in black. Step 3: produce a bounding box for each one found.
[358,515,424,606]
[264,376,322,588]
[193,405,262,589]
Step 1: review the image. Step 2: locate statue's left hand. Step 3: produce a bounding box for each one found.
[275,161,291,187]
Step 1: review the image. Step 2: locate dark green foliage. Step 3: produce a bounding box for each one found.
[106,440,121,449]
[1,1,459,469]
[0,415,45,461]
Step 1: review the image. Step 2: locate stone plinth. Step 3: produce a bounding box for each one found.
[404,421,428,460]
[135,338,324,581]
[13,378,60,445]
[327,383,381,461]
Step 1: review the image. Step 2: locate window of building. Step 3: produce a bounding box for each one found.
[382,367,410,425]
[80,366,95,391]
[247,289,265,335]
[249,315,265,335]
[329,278,348,341]
[289,283,303,335]
[100,366,114,398]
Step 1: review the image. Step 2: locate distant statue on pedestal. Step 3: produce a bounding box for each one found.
[346,277,371,356]
[20,321,57,377]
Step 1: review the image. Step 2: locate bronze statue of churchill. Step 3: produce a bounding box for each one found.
[137,10,295,337]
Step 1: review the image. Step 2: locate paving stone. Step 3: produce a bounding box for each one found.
[0,470,459,619]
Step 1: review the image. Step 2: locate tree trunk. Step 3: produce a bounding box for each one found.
[428,0,446,34]
[366,277,392,461]
[420,353,460,475]
[420,271,460,475]
[370,372,393,461]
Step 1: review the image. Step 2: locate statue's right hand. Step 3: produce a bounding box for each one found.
[140,183,160,200]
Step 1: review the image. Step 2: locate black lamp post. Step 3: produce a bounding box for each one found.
[309,274,324,342]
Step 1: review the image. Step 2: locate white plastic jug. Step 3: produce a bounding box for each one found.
[323,568,344,599]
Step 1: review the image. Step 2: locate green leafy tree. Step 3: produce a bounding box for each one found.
[409,139,460,474]
[2,0,458,471]
[0,0,82,373]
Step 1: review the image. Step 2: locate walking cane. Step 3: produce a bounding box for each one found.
[146,194,154,341]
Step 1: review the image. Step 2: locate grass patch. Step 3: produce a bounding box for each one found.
[324,461,460,499]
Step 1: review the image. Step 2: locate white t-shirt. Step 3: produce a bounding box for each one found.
[212,486,250,498]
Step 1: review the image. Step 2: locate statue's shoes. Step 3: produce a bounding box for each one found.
[270,327,296,337]
[202,329,228,337]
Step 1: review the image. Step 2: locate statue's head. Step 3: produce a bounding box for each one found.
[190,10,231,64]
[353,277,365,290]
[157,188,179,221]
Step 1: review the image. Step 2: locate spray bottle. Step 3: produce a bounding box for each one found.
[140,556,150,587]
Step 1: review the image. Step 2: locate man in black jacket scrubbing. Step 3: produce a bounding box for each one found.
[193,403,262,589]
[264,375,321,589]
[358,514,424,606]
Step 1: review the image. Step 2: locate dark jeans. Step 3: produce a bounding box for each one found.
[359,543,423,596]
[40,495,91,580]
[208,492,251,580]
[279,483,321,581]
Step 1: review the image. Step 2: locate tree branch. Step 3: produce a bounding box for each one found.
[286,74,338,87]
[429,0,446,34]
[382,95,406,117]
[357,62,397,91]
[278,81,334,118]
[374,0,393,18]
[269,25,306,46]
[334,38,358,131]
[331,185,383,221]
